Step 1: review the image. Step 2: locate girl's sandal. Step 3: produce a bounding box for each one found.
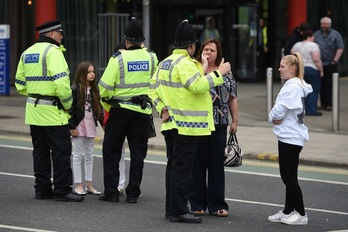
[216,209,228,217]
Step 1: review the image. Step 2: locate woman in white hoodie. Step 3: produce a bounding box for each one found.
[268,52,312,226]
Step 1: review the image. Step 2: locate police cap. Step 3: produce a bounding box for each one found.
[36,19,64,34]
[123,17,145,43]
[172,19,197,49]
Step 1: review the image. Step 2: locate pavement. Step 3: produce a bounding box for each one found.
[1,78,348,169]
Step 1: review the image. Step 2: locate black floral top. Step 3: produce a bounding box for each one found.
[210,72,237,126]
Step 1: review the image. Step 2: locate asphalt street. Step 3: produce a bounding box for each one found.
[0,134,348,232]
[1,79,348,231]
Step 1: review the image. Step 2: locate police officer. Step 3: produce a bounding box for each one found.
[149,19,231,223]
[15,19,84,202]
[98,17,158,203]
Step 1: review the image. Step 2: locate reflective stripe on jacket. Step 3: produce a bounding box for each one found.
[15,42,72,126]
[99,47,158,114]
[149,49,224,136]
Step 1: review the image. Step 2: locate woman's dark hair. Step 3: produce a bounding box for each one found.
[302,28,314,40]
[196,38,223,66]
[72,61,102,120]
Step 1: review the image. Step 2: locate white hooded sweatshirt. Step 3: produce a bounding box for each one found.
[269,78,313,146]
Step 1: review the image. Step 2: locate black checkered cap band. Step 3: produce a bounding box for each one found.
[38,24,63,34]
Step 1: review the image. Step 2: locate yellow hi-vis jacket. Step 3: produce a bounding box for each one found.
[149,49,224,136]
[99,47,158,114]
[15,42,72,126]
[249,26,268,49]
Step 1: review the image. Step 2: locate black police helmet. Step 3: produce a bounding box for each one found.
[123,17,145,43]
[172,19,197,49]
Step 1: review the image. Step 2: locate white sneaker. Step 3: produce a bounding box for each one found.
[281,211,308,225]
[268,210,291,223]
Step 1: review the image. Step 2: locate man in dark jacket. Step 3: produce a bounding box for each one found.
[283,22,310,55]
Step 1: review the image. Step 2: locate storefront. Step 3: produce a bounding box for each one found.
[1,0,347,84]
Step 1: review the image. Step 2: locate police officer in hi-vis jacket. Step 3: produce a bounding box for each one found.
[98,17,158,203]
[149,19,231,223]
[15,19,84,202]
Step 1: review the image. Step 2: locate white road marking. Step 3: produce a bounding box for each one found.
[0,171,34,178]
[1,144,348,186]
[0,225,57,232]
[1,144,348,220]
[226,198,348,216]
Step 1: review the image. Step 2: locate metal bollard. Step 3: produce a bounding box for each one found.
[266,67,273,120]
[332,73,339,132]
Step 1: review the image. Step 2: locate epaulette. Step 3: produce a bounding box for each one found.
[146,48,155,53]
[112,50,123,58]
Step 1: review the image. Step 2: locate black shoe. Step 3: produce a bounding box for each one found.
[35,191,54,200]
[169,213,202,223]
[306,112,322,116]
[126,197,137,203]
[99,194,119,202]
[54,193,84,202]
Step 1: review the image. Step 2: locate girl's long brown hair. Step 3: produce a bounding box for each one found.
[73,62,102,120]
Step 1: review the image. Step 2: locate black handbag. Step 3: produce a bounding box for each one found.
[224,133,243,167]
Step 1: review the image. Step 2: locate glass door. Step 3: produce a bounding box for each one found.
[233,4,258,81]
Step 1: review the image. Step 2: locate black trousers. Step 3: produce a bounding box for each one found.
[321,64,338,107]
[163,129,197,216]
[30,125,73,195]
[189,127,229,214]
[102,107,150,198]
[278,140,305,215]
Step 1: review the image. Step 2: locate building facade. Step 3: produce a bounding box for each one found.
[1,0,347,85]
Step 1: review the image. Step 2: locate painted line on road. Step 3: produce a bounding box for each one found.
[223,168,348,186]
[227,198,348,216]
[4,141,348,176]
[1,170,347,218]
[1,144,348,186]
[0,225,57,232]
[1,156,348,219]
[0,144,33,150]
[141,159,348,186]
[0,171,34,179]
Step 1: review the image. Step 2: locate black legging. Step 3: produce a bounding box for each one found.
[278,140,305,216]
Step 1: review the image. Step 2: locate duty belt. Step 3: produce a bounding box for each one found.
[103,95,152,110]
[28,94,64,110]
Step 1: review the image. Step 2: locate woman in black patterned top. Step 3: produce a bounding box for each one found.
[189,39,238,217]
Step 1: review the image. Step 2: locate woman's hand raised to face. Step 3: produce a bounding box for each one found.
[201,53,209,73]
[218,58,231,76]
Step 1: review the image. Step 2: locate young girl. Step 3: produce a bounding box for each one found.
[268,52,312,225]
[69,61,103,195]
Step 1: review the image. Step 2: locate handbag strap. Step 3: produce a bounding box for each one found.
[227,132,238,145]
[232,133,239,144]
[227,133,233,145]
